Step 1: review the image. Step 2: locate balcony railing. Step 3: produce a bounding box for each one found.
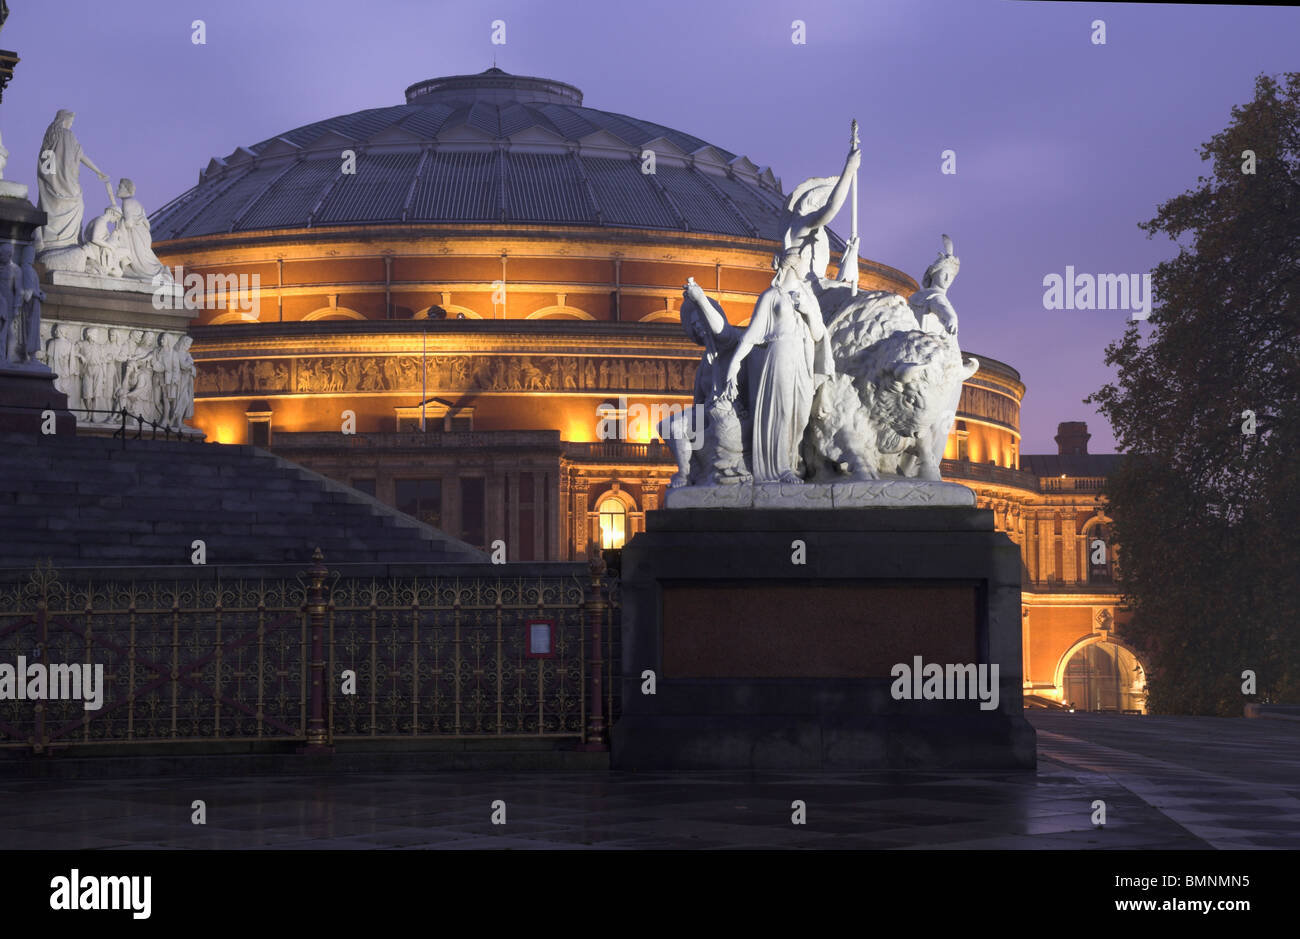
[274,430,563,450]
[1040,476,1107,492]
[941,459,1039,491]
[565,440,674,463]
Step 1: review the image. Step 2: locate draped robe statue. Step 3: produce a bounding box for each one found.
[724,261,825,483]
[36,110,109,255]
[114,179,173,283]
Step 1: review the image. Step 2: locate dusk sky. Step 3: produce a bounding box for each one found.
[4,0,1296,453]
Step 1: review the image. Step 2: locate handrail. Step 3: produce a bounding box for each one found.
[5,403,200,449]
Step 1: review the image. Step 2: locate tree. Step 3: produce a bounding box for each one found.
[1087,73,1300,715]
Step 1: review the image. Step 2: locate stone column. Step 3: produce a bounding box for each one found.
[1037,513,1054,584]
[1062,511,1079,585]
[571,478,590,559]
[558,470,571,563]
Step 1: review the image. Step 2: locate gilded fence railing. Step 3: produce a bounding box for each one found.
[0,554,619,754]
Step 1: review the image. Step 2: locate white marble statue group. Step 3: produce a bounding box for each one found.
[661,121,978,501]
[36,322,195,429]
[34,110,173,283]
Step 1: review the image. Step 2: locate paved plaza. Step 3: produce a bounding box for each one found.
[0,712,1296,850]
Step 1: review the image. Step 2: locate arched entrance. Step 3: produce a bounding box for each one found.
[1061,639,1147,713]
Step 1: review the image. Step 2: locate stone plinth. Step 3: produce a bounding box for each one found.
[663,478,976,509]
[0,364,75,434]
[40,270,188,331]
[611,506,1035,770]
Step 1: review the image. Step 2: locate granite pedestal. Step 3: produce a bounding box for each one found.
[0,364,76,434]
[611,506,1036,770]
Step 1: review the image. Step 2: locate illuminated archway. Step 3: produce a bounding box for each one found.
[1055,635,1147,713]
[638,309,681,324]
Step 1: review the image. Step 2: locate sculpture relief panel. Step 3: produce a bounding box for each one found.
[35,320,194,430]
[194,354,698,397]
[957,385,1019,430]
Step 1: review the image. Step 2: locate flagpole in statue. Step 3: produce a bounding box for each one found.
[850,118,859,298]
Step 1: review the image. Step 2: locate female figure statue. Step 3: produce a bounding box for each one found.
[723,257,825,483]
[36,110,110,254]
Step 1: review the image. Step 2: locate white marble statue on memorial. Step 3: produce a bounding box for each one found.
[806,235,979,483]
[83,205,125,276]
[44,323,83,408]
[659,278,751,487]
[36,110,110,267]
[661,122,981,508]
[113,179,173,284]
[15,243,45,366]
[0,243,19,364]
[119,330,157,420]
[908,235,960,336]
[78,326,115,414]
[148,333,169,423]
[107,328,132,410]
[158,333,180,426]
[780,130,860,288]
[174,335,196,429]
[723,255,826,483]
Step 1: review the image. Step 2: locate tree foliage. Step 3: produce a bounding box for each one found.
[1087,73,1300,715]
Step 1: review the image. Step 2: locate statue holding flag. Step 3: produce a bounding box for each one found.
[778,123,861,291]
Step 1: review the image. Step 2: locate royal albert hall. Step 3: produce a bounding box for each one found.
[149,68,1143,712]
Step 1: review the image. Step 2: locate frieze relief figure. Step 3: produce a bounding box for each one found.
[43,323,82,407]
[32,321,193,427]
[202,352,702,401]
[77,327,114,414]
[119,330,157,419]
[174,336,196,429]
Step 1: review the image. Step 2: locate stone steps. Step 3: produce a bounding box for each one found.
[0,433,484,568]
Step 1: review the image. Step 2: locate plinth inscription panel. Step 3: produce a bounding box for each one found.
[661,582,978,678]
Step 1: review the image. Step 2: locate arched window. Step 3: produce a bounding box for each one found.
[598,497,627,549]
[1086,520,1113,584]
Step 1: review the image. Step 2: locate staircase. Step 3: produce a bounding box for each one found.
[0,433,485,567]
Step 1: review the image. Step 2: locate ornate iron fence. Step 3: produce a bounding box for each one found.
[0,553,618,754]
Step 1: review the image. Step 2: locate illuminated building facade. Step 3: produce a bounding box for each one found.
[150,69,1142,712]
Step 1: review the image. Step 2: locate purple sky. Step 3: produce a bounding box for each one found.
[5,0,1297,453]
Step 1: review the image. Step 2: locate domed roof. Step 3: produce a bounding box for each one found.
[151,69,812,245]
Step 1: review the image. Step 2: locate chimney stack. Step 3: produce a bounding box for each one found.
[1055,422,1090,456]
